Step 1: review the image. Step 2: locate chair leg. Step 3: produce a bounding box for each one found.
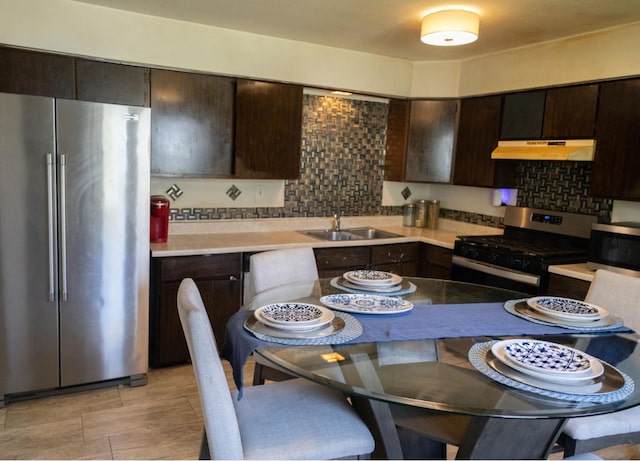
[199,429,210,460]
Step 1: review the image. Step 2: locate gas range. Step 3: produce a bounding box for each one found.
[452,207,597,294]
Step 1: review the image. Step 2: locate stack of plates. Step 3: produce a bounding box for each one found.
[528,296,609,322]
[489,339,605,393]
[518,296,612,327]
[251,302,341,339]
[340,270,404,293]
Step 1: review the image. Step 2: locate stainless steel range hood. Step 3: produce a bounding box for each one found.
[491,139,595,161]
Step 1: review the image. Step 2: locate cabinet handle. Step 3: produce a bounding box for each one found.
[229,275,237,281]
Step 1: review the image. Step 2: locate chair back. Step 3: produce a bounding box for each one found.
[585,269,640,331]
[177,278,244,459]
[246,247,319,301]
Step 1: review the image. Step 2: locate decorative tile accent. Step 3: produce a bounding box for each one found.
[166,183,183,201]
[401,187,412,200]
[226,185,242,200]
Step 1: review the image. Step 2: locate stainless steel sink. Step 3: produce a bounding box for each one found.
[301,227,402,241]
[346,227,402,239]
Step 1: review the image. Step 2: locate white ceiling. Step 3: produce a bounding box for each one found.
[74,0,640,61]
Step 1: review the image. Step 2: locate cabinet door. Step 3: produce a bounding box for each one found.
[542,84,598,138]
[0,47,74,98]
[150,69,235,176]
[405,100,458,183]
[384,99,410,182]
[591,79,640,200]
[501,90,546,139]
[420,244,453,279]
[235,80,303,179]
[453,95,517,188]
[150,254,241,367]
[76,59,150,106]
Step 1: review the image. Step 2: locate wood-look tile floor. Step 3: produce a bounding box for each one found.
[0,356,637,460]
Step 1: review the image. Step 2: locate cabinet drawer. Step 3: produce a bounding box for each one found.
[371,243,419,265]
[157,253,241,281]
[314,247,370,270]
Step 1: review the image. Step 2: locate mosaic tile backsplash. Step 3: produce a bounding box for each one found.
[516,160,613,223]
[169,95,612,225]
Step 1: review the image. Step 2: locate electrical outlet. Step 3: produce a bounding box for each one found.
[256,185,265,201]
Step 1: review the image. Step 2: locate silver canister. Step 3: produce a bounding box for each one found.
[403,203,415,227]
[414,200,427,228]
[426,200,440,229]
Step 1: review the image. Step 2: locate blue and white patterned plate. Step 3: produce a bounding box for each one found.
[492,339,604,383]
[255,303,334,331]
[527,296,608,322]
[498,339,595,377]
[344,270,403,286]
[320,293,413,314]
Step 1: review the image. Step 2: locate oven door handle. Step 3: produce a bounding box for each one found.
[452,255,541,287]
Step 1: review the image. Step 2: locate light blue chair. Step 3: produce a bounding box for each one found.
[177,278,374,460]
[559,269,640,456]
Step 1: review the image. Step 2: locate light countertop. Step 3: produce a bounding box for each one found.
[150,217,502,257]
[548,263,596,282]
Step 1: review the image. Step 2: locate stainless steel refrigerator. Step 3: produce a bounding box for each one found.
[0,92,150,405]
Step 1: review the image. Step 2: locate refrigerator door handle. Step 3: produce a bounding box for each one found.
[59,153,68,302]
[46,153,56,302]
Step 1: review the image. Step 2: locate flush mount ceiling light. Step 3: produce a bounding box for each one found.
[421,9,480,46]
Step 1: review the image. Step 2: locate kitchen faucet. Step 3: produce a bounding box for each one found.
[333,211,343,231]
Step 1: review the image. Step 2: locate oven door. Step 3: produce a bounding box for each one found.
[451,256,541,295]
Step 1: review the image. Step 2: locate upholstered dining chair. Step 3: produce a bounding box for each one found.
[177,278,374,460]
[246,246,320,384]
[245,246,319,302]
[559,269,640,457]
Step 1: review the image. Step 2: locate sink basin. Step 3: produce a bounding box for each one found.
[346,227,402,239]
[301,227,402,241]
[302,230,363,241]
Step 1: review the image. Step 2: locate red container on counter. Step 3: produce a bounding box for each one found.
[150,195,170,243]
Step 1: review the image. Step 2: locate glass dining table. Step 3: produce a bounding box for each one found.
[222,277,640,460]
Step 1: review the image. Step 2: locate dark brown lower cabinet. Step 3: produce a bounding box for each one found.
[420,244,453,279]
[546,273,590,300]
[314,243,420,278]
[150,253,241,367]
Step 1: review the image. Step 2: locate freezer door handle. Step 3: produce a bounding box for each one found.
[46,153,56,302]
[59,154,68,302]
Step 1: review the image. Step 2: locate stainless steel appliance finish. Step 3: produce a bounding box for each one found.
[588,222,640,277]
[452,206,597,294]
[0,93,150,404]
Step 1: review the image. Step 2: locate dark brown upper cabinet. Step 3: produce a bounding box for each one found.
[500,90,546,139]
[384,99,410,182]
[542,84,599,138]
[150,69,235,177]
[76,59,150,107]
[501,85,599,140]
[453,95,517,188]
[591,78,640,201]
[234,80,303,179]
[405,99,459,183]
[0,47,75,99]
